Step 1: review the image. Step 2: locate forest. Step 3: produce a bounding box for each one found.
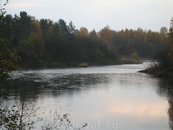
[1,4,173,129]
[1,11,169,67]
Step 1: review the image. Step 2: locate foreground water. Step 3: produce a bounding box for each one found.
[3,61,173,130]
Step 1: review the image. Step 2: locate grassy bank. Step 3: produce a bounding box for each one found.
[119,57,143,64]
[19,56,143,68]
[139,61,173,83]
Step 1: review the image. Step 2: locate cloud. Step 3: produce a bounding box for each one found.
[8,0,44,7]
[4,0,173,31]
[108,101,167,118]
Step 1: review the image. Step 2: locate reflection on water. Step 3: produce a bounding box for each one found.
[1,61,173,130]
[163,81,173,130]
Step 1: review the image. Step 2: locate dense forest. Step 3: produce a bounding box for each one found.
[140,19,173,82]
[1,11,169,67]
[1,4,173,129]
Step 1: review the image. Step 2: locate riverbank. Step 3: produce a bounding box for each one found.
[139,63,173,84]
[20,57,143,68]
[3,61,170,130]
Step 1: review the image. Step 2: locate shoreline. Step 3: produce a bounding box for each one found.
[19,58,143,69]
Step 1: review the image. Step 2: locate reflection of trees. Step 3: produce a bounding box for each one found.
[28,73,111,100]
[2,73,110,97]
[156,80,173,130]
[168,98,173,130]
[155,80,169,98]
[0,79,43,102]
[1,79,88,129]
[167,82,173,130]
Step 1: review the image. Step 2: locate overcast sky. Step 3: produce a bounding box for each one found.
[2,0,173,32]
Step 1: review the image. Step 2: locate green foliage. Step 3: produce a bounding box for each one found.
[0,2,23,130]
[168,28,173,64]
[0,2,19,79]
[0,2,89,130]
[141,23,173,80]
[131,51,139,59]
[95,50,106,63]
[0,86,43,130]
[0,105,20,130]
[0,41,19,78]
[1,10,169,67]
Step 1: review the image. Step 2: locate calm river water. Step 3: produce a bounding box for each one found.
[2,61,173,130]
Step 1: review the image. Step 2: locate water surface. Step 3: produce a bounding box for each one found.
[3,61,173,130]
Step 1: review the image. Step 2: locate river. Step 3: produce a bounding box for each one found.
[2,61,173,130]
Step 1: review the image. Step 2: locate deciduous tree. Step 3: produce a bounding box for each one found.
[98,26,113,47]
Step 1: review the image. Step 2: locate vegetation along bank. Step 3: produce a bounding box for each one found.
[1,11,169,68]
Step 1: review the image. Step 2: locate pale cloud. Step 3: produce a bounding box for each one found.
[87,97,168,121]
[108,101,168,118]
[7,0,49,7]
[4,0,173,31]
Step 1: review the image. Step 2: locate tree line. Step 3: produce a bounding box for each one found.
[1,11,169,67]
[141,19,173,82]
[1,6,173,129]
